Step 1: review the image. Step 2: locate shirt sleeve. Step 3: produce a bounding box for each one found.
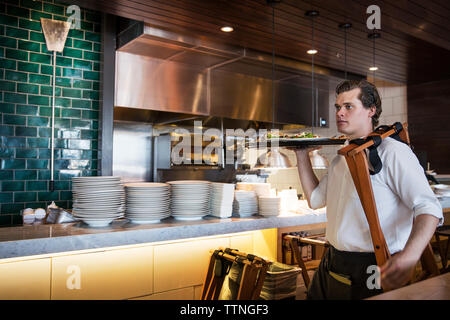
[384,142,444,226]
[309,174,328,209]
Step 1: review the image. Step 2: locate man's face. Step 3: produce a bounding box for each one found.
[335,88,375,138]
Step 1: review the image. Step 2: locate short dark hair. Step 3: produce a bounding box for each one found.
[335,79,382,128]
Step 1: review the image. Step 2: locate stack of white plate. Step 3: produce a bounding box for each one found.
[433,184,450,198]
[124,183,171,224]
[236,182,271,197]
[209,183,235,218]
[72,176,124,227]
[258,196,282,217]
[168,180,211,221]
[233,190,258,217]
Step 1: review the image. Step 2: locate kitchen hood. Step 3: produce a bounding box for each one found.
[115,21,364,127]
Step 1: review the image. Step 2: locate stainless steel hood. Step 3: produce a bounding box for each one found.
[115,22,364,126]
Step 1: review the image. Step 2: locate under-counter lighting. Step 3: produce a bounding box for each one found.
[307,49,318,55]
[369,66,378,71]
[220,26,234,32]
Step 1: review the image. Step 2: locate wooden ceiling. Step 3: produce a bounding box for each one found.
[75,0,450,84]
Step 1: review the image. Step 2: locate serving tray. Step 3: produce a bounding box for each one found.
[265,137,347,147]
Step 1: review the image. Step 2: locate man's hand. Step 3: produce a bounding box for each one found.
[379,251,418,291]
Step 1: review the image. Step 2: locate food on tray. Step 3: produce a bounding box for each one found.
[267,132,319,139]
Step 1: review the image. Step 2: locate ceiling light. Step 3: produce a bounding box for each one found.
[369,66,378,71]
[307,49,318,55]
[220,26,234,32]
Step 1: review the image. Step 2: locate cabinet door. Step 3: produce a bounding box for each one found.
[153,237,229,293]
[51,246,153,300]
[0,258,51,300]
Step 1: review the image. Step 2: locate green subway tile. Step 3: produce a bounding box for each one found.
[1,204,24,215]
[62,67,82,78]
[3,137,26,148]
[58,129,80,139]
[17,60,39,73]
[82,90,99,100]
[54,181,70,190]
[0,193,13,204]
[27,116,49,127]
[73,79,91,89]
[63,47,82,59]
[91,140,98,150]
[73,59,92,71]
[0,80,15,91]
[60,191,72,201]
[1,159,25,170]
[18,39,40,53]
[83,70,99,81]
[15,148,37,158]
[27,159,48,169]
[19,18,41,31]
[28,95,50,106]
[0,14,18,27]
[30,52,51,64]
[93,62,100,71]
[16,104,38,115]
[39,106,60,117]
[73,39,92,51]
[54,159,69,170]
[43,2,64,15]
[68,29,83,39]
[0,102,15,113]
[5,70,27,82]
[0,36,17,48]
[38,127,51,137]
[54,138,68,148]
[71,119,90,129]
[29,31,44,43]
[62,88,81,98]
[81,21,93,32]
[64,38,72,48]
[0,170,14,180]
[26,180,47,191]
[2,180,25,191]
[80,129,97,140]
[40,85,61,96]
[55,118,70,128]
[81,110,98,120]
[17,82,39,94]
[56,56,72,67]
[0,147,14,158]
[85,11,101,23]
[41,64,61,76]
[5,48,28,61]
[0,58,17,70]
[55,77,71,87]
[24,202,46,210]
[38,191,59,201]
[85,31,101,43]
[38,170,50,180]
[0,125,14,136]
[6,5,29,18]
[61,108,81,118]
[61,149,81,159]
[30,11,50,21]
[68,139,90,150]
[93,43,101,53]
[14,192,37,202]
[38,148,51,159]
[15,169,37,180]
[4,114,26,125]
[93,100,101,111]
[71,99,90,109]
[22,0,43,10]
[0,24,4,35]
[15,126,37,137]
[27,137,49,148]
[29,73,50,85]
[52,14,66,22]
[83,51,100,61]
[4,92,26,103]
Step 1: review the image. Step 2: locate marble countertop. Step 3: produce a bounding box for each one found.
[0,210,327,260]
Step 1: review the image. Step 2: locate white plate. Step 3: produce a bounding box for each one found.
[172,215,205,221]
[80,219,114,227]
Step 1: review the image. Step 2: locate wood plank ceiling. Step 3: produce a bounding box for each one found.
[75,0,450,85]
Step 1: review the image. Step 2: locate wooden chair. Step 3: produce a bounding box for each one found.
[434,226,450,273]
[284,234,329,288]
[200,248,269,300]
[338,122,440,289]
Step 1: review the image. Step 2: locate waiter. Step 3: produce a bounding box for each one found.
[295,80,443,299]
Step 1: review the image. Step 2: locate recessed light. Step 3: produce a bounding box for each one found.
[220,26,234,32]
[369,66,378,71]
[307,49,318,55]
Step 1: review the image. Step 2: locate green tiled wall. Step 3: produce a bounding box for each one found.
[0,0,102,226]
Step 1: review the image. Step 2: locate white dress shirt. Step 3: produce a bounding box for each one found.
[310,137,443,254]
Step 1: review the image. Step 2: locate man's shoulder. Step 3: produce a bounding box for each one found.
[378,137,414,160]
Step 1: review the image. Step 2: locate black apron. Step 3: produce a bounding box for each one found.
[306,246,384,300]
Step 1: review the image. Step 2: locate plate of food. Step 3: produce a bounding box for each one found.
[264,132,347,147]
